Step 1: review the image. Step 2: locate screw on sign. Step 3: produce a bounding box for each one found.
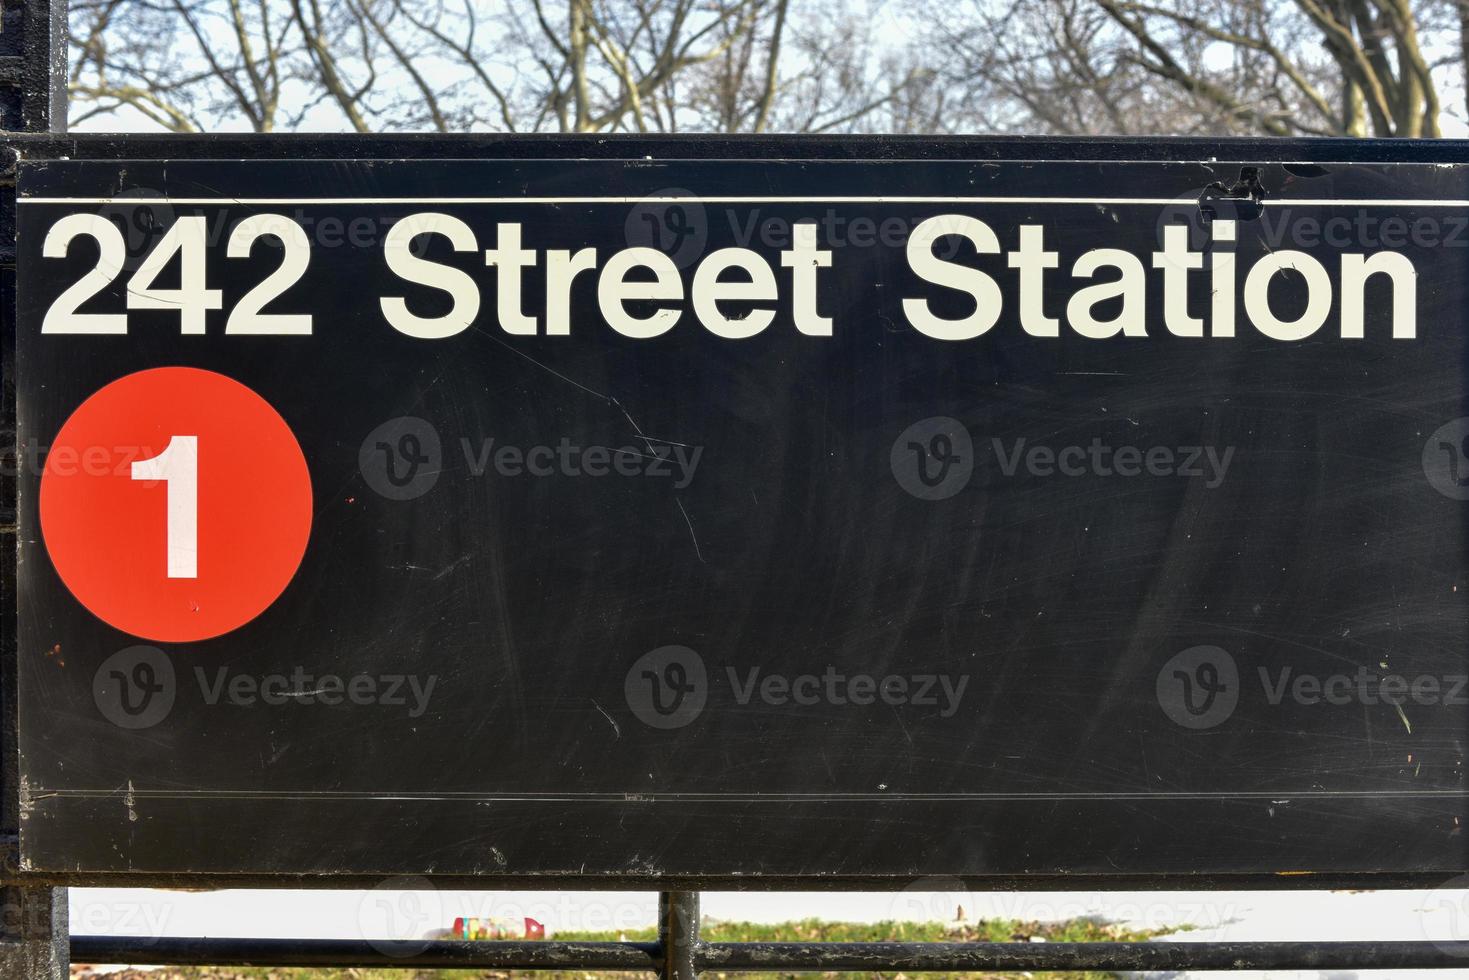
[39,367,313,643]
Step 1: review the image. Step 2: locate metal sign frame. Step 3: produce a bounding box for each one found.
[2,130,1469,980]
[6,4,1469,974]
[6,132,1469,895]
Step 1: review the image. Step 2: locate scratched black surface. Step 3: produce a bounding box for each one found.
[11,155,1469,880]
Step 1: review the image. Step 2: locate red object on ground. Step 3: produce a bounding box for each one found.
[452,915,548,940]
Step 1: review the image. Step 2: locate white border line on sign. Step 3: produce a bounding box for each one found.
[17,196,1468,206]
[23,196,1194,205]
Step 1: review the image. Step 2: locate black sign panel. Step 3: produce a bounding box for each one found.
[13,153,1469,882]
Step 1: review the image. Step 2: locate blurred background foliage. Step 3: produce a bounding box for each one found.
[65,0,1469,136]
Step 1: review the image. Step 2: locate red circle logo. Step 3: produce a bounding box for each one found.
[39,367,313,643]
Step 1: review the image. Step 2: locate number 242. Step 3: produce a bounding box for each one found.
[40,213,312,335]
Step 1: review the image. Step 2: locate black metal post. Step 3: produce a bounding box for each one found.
[0,885,66,979]
[0,1,66,977]
[658,890,700,980]
[0,0,66,133]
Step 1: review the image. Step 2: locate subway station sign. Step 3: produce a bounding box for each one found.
[12,152,1469,880]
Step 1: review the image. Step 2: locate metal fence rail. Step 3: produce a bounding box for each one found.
[62,937,1469,974]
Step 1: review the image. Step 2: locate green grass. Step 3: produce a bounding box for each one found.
[74,916,1166,980]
